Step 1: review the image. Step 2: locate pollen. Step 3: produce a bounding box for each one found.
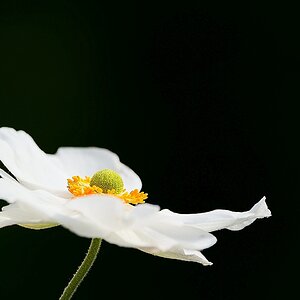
[67,176,103,197]
[67,171,148,205]
[119,189,148,205]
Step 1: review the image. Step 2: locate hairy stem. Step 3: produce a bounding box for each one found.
[59,238,102,300]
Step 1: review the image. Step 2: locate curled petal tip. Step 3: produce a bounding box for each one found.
[252,196,272,218]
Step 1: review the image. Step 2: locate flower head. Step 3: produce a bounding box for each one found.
[67,172,147,204]
[0,127,271,265]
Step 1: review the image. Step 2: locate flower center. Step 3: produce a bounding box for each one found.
[67,169,148,205]
[90,169,124,194]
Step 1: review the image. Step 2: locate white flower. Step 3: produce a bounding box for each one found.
[0,127,271,265]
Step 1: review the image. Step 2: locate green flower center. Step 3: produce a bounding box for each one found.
[90,169,124,194]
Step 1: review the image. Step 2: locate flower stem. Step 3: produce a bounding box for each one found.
[59,238,102,300]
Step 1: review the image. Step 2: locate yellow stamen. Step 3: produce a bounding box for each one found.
[67,176,103,197]
[119,189,148,205]
[67,176,148,205]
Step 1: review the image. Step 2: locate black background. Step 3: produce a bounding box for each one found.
[0,1,298,299]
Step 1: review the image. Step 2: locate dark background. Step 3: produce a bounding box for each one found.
[0,1,298,299]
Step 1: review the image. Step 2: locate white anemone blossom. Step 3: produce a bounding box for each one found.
[0,127,271,265]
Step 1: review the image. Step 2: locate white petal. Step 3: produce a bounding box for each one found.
[0,203,51,227]
[0,127,68,195]
[63,197,217,251]
[129,215,217,251]
[118,162,142,192]
[53,147,142,191]
[159,197,271,232]
[0,217,17,228]
[0,177,72,226]
[58,195,152,244]
[61,195,129,235]
[0,177,137,241]
[53,147,120,177]
[0,177,66,206]
[52,208,111,238]
[0,177,102,236]
[141,247,213,265]
[0,179,127,238]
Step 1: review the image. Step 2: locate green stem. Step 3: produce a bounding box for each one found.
[59,238,102,300]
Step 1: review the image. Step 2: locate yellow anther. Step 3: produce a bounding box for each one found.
[67,176,103,197]
[119,189,148,205]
